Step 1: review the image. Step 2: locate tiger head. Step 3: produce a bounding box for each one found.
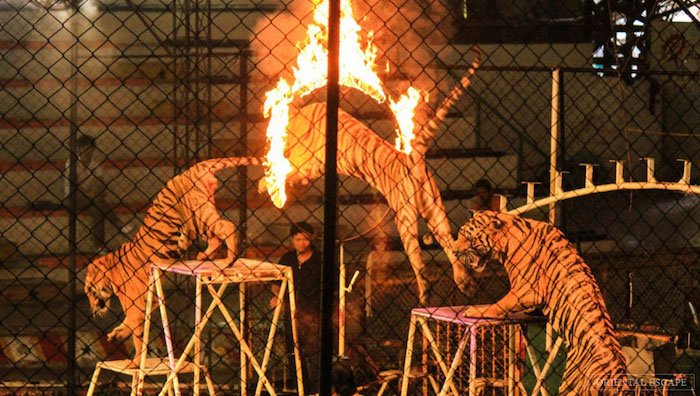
[84,255,115,318]
[453,210,508,272]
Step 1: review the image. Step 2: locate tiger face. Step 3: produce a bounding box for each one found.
[453,211,506,272]
[84,256,114,317]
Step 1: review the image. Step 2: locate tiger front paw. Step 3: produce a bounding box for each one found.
[462,305,506,319]
[107,324,132,342]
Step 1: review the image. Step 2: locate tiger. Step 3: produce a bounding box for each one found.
[262,102,475,303]
[260,48,481,303]
[453,211,628,395]
[84,157,258,364]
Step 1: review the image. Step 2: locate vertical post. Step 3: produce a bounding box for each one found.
[193,0,201,157]
[321,0,341,392]
[558,71,566,232]
[238,48,249,255]
[549,68,560,227]
[339,243,346,356]
[206,0,212,158]
[194,277,202,396]
[678,159,692,184]
[547,68,561,352]
[238,48,251,390]
[644,158,656,183]
[468,326,477,396]
[172,0,179,173]
[581,164,596,188]
[239,284,248,395]
[67,10,79,395]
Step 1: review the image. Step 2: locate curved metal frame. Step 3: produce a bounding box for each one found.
[505,158,700,215]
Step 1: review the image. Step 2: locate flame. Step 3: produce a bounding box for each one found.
[391,87,425,154]
[263,0,424,208]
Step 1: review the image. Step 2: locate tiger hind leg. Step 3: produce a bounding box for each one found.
[394,208,430,304]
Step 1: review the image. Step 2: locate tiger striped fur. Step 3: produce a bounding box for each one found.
[84,157,258,363]
[277,102,475,302]
[453,211,627,395]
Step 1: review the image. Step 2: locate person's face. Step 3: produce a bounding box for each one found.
[476,186,490,201]
[291,233,311,254]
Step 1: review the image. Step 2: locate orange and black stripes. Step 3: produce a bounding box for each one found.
[85,157,257,357]
[455,211,627,395]
[285,103,470,302]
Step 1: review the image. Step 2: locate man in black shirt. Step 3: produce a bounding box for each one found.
[279,222,322,395]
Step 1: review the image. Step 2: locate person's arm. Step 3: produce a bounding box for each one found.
[271,251,293,308]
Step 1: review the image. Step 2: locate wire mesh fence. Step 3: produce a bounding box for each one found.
[0,0,699,395]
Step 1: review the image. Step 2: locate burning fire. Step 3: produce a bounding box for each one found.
[263,0,425,208]
[390,87,426,154]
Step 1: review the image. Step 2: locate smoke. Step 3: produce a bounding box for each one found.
[250,0,460,103]
[250,0,317,80]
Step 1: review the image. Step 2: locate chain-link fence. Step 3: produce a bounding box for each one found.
[1,0,699,394]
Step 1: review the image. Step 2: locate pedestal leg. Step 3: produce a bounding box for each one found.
[86,363,102,396]
[206,283,278,396]
[240,283,247,396]
[438,326,471,396]
[400,315,417,396]
[468,326,477,396]
[194,277,202,396]
[255,279,288,396]
[157,284,229,396]
[154,267,181,396]
[418,318,461,396]
[287,269,304,396]
[136,267,156,396]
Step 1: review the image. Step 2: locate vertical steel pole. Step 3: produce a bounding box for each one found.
[338,243,345,356]
[67,10,79,395]
[238,48,249,255]
[172,0,178,173]
[549,68,560,227]
[206,0,213,158]
[238,47,251,389]
[558,71,566,232]
[547,68,561,352]
[320,0,341,392]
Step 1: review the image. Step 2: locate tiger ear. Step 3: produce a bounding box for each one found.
[484,212,505,233]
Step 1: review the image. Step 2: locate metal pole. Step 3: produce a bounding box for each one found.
[206,0,212,158]
[67,10,79,395]
[339,243,345,356]
[238,49,249,255]
[546,68,561,352]
[320,0,340,392]
[238,48,251,389]
[558,70,566,233]
[549,68,560,227]
[172,0,179,174]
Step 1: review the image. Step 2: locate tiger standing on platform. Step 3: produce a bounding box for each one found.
[84,157,258,367]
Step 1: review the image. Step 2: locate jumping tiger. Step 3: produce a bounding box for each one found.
[84,157,258,364]
[261,48,481,302]
[267,102,475,302]
[453,211,627,395]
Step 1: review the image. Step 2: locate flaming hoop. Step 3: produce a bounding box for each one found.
[263,0,426,208]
